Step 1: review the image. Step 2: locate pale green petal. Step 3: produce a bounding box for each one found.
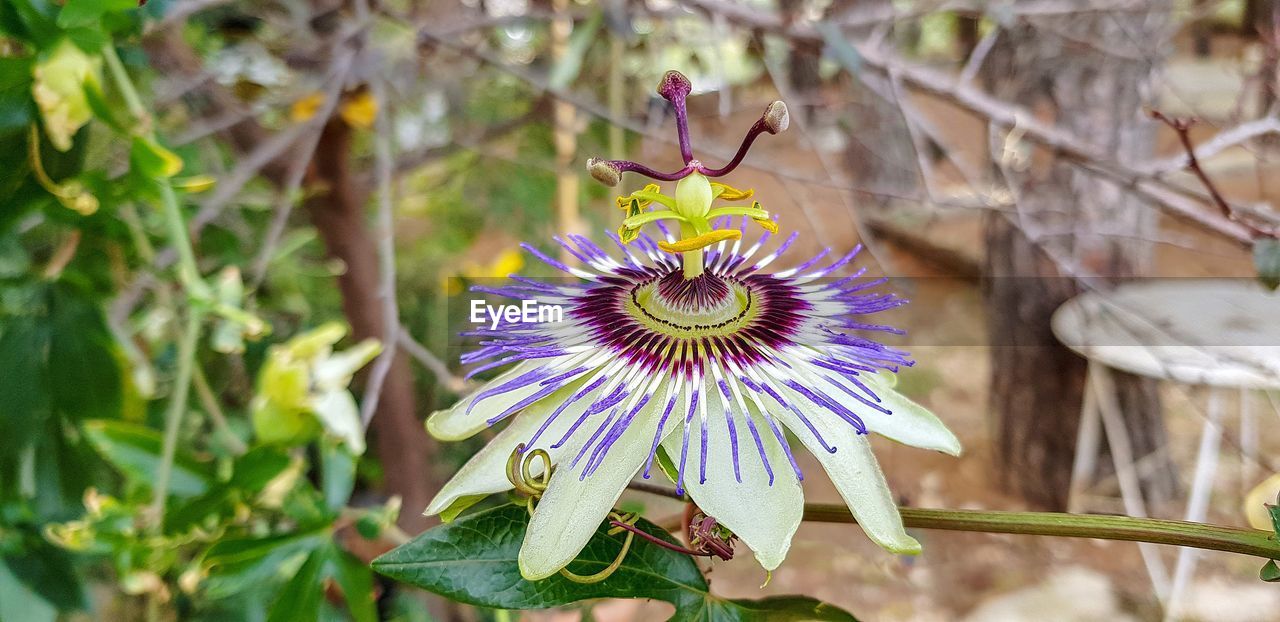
[423,379,610,516]
[794,370,960,456]
[859,375,960,457]
[663,393,802,570]
[313,339,382,389]
[518,398,677,580]
[426,360,561,441]
[772,399,920,555]
[308,389,365,454]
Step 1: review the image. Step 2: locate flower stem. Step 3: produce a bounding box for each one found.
[805,504,1280,560]
[625,483,1280,560]
[101,44,148,130]
[149,307,203,526]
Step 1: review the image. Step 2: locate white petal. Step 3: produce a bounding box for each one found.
[518,396,677,580]
[308,389,365,454]
[771,392,920,555]
[426,359,573,441]
[779,356,960,457]
[664,393,802,570]
[859,375,960,457]
[313,339,381,389]
[423,378,610,516]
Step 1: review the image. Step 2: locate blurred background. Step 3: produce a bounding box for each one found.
[4,0,1280,620]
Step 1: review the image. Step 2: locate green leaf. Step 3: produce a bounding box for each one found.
[320,440,355,511]
[1,539,86,613]
[82,420,214,497]
[438,493,487,523]
[129,136,183,179]
[201,529,329,600]
[329,547,377,622]
[267,547,327,622]
[0,558,57,622]
[547,10,602,91]
[82,77,126,133]
[0,57,34,135]
[229,445,293,493]
[163,486,233,535]
[372,504,858,621]
[1261,560,1280,582]
[1255,238,1280,291]
[56,0,135,28]
[0,317,50,460]
[373,504,705,611]
[47,283,122,421]
[655,445,681,487]
[1269,504,1280,538]
[673,595,860,622]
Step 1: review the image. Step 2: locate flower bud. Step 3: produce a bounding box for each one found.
[587,157,621,187]
[763,101,789,134]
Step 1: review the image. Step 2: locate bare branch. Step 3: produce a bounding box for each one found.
[1149,110,1276,238]
[358,73,402,428]
[1141,116,1280,175]
[680,0,1261,246]
[398,328,470,394]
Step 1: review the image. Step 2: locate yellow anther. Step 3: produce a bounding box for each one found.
[657,229,741,253]
[711,182,754,201]
[752,217,779,234]
[618,223,640,244]
[616,183,664,210]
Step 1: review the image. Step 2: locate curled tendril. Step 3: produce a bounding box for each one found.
[504,445,641,583]
[559,511,639,584]
[506,443,552,499]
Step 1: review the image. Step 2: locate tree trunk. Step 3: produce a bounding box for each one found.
[306,120,443,533]
[982,9,1177,511]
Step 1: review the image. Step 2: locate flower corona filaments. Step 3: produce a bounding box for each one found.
[424,70,959,581]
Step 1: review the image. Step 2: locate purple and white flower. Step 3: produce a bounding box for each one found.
[423,71,959,580]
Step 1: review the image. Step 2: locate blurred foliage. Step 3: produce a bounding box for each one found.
[0,1,400,619]
[4,0,1272,618]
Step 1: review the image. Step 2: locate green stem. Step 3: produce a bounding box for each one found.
[627,484,1280,561]
[158,183,206,296]
[803,504,1280,560]
[101,44,148,128]
[149,308,203,526]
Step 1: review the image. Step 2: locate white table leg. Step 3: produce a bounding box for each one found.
[1240,388,1257,495]
[1089,363,1170,603]
[1068,376,1103,514]
[1164,387,1225,622]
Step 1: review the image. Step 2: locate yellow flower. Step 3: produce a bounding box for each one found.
[251,323,381,453]
[339,90,378,129]
[289,91,325,123]
[31,39,101,152]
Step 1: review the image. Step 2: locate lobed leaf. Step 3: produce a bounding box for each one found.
[373,504,857,621]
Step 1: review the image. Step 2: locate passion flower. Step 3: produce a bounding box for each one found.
[424,71,959,580]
